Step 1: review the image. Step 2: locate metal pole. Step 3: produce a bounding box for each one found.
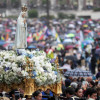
[47,0,50,28]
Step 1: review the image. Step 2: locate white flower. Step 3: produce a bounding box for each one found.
[11,62,17,68]
[21,70,28,77]
[6,62,11,67]
[0,50,61,85]
[12,66,17,72]
[16,68,21,72]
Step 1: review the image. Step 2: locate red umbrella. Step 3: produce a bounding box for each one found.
[98,32,100,35]
[88,19,92,21]
[82,21,87,24]
[6,29,11,32]
[84,30,91,35]
[65,45,74,50]
[27,37,33,43]
[95,48,100,55]
[3,43,9,48]
[75,36,80,40]
[84,30,91,33]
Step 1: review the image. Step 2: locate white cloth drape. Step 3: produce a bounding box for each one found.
[15,12,27,49]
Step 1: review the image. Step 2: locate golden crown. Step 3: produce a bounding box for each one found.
[22,5,27,12]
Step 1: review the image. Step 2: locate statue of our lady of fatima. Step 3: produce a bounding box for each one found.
[15,5,27,49]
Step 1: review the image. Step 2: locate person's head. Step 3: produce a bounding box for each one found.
[75,88,83,98]
[32,90,42,100]
[86,77,92,83]
[73,78,77,82]
[70,82,78,89]
[65,87,75,99]
[45,89,50,94]
[85,88,97,100]
[9,89,17,98]
[89,81,95,88]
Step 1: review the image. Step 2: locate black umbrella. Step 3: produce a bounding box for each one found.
[64,56,77,61]
[64,68,92,77]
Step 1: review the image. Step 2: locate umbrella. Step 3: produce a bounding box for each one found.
[64,68,92,77]
[98,32,100,35]
[82,41,90,45]
[65,45,74,50]
[97,26,100,29]
[27,37,33,43]
[83,24,88,28]
[27,45,36,49]
[63,39,73,44]
[84,38,94,43]
[3,43,14,48]
[67,34,75,38]
[6,29,11,33]
[0,40,6,45]
[80,18,84,21]
[84,30,91,33]
[90,24,95,27]
[58,64,71,71]
[64,56,77,61]
[57,44,64,50]
[75,36,80,40]
[95,48,100,55]
[58,44,63,47]
[68,24,75,28]
[53,21,60,25]
[37,44,45,48]
[77,21,82,25]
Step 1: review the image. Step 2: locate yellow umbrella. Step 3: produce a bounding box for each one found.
[58,44,64,49]
[83,24,88,28]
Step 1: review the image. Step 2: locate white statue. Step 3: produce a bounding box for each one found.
[15,5,27,49]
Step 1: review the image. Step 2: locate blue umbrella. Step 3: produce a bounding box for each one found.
[9,43,14,46]
[64,68,92,77]
[63,39,73,44]
[0,40,6,45]
[82,41,90,46]
[27,45,36,49]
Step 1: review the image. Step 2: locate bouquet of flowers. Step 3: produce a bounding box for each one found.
[0,51,28,84]
[0,50,61,86]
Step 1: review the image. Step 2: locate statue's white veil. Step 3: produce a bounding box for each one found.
[14,11,27,49]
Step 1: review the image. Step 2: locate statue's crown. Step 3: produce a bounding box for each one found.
[22,4,27,12]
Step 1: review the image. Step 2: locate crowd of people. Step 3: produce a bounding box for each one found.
[0,17,100,100]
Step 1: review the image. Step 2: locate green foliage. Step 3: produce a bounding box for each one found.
[58,0,66,5]
[40,15,55,19]
[93,8,100,11]
[69,14,76,19]
[58,13,75,19]
[42,0,47,4]
[28,9,38,18]
[11,0,16,3]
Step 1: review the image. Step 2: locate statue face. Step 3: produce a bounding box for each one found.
[22,12,26,18]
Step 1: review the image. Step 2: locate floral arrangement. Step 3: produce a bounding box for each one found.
[0,50,61,86]
[0,51,28,84]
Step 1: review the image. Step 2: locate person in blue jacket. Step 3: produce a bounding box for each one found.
[42,89,54,100]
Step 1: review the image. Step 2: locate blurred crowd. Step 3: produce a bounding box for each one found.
[1,17,100,73]
[0,17,100,100]
[0,76,100,100]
